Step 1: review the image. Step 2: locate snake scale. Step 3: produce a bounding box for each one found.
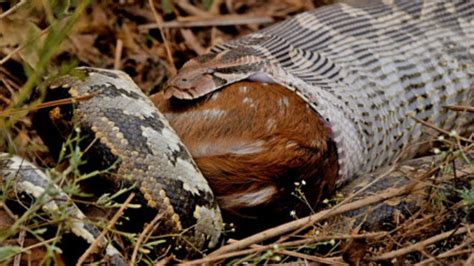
[0,0,473,263]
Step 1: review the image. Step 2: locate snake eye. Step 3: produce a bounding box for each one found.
[206,68,216,75]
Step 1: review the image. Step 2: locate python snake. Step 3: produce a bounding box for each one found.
[1,0,473,263]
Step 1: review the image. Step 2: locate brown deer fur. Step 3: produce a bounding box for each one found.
[151,81,339,232]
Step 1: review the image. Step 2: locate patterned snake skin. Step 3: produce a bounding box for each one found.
[1,68,223,260]
[1,0,473,261]
[166,0,474,183]
[0,154,126,264]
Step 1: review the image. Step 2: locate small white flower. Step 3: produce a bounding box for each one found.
[329,239,336,245]
[437,135,445,141]
[294,182,300,186]
[301,180,306,186]
[433,148,441,154]
[323,198,329,204]
[290,210,296,217]
[449,130,458,137]
[272,256,281,262]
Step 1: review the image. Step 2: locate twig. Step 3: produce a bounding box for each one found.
[277,231,387,248]
[0,27,50,66]
[432,249,473,262]
[443,105,474,113]
[208,0,222,15]
[0,0,26,19]
[277,148,407,244]
[148,0,176,76]
[207,181,424,258]
[22,238,57,252]
[139,15,274,30]
[369,224,474,261]
[244,241,347,265]
[0,202,18,220]
[1,71,21,92]
[154,255,174,266]
[179,29,206,55]
[130,212,164,266]
[13,230,26,266]
[175,0,211,17]
[464,250,474,266]
[207,154,450,258]
[113,39,123,70]
[0,94,95,117]
[76,193,135,265]
[183,232,385,265]
[0,92,11,105]
[409,115,473,143]
[415,237,473,265]
[276,249,347,265]
[180,244,274,265]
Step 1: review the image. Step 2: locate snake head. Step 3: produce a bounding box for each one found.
[164,57,219,100]
[164,49,267,100]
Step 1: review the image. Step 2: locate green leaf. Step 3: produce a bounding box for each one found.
[459,180,474,205]
[0,246,22,262]
[33,228,48,235]
[203,0,213,10]
[162,0,173,14]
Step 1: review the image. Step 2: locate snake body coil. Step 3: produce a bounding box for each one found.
[34,68,222,253]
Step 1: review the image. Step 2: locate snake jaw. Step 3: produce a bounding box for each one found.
[164,72,218,100]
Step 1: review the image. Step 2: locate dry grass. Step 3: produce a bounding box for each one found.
[0,1,472,265]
